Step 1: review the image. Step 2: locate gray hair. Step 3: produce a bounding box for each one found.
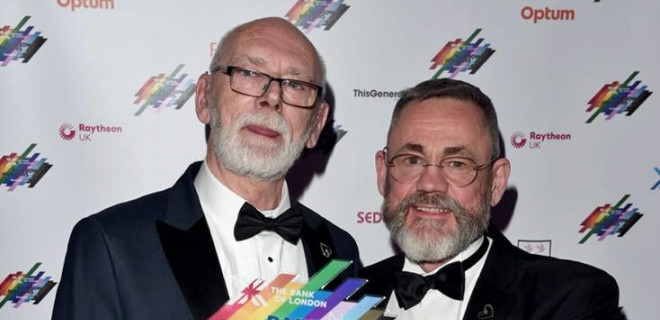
[389,78,500,160]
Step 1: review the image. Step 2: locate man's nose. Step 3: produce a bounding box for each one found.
[415,164,449,193]
[257,79,283,111]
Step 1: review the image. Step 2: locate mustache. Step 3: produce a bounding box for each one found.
[236,111,289,135]
[395,192,463,215]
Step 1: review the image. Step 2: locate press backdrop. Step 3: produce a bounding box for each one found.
[1,0,657,319]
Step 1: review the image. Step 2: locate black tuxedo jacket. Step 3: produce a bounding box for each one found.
[358,225,625,320]
[52,162,360,320]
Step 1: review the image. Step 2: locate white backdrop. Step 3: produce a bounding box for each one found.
[1,0,657,319]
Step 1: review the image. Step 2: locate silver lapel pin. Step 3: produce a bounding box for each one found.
[320,242,333,258]
[477,303,494,319]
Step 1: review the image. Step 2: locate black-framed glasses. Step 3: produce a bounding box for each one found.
[211,65,323,108]
[383,147,498,187]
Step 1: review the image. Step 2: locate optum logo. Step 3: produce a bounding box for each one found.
[521,6,575,24]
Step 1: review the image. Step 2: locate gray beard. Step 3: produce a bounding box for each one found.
[210,107,313,181]
[382,180,491,263]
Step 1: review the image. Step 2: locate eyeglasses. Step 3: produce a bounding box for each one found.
[383,147,498,187]
[211,65,323,108]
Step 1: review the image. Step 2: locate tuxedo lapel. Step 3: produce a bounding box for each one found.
[462,281,512,320]
[155,162,228,319]
[299,202,338,276]
[462,225,517,320]
[157,219,228,319]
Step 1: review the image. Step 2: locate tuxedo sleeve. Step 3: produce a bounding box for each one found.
[552,270,626,320]
[52,217,123,320]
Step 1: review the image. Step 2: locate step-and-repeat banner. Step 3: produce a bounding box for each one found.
[1,0,657,318]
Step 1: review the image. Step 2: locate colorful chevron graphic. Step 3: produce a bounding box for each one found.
[0,144,52,191]
[430,29,495,79]
[334,123,347,142]
[652,167,660,191]
[285,0,350,33]
[579,194,644,243]
[133,64,196,116]
[586,71,653,123]
[0,263,57,309]
[0,16,47,66]
[209,260,384,320]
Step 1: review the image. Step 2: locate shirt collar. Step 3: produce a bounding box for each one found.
[193,160,291,223]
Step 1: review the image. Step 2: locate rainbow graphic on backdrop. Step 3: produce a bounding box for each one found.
[209,260,384,320]
[430,29,495,79]
[285,0,350,33]
[652,167,660,191]
[0,263,57,309]
[133,64,196,116]
[585,71,653,123]
[0,16,47,66]
[0,144,52,191]
[579,194,644,243]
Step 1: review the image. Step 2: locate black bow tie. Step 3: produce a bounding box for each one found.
[394,237,489,310]
[233,202,304,245]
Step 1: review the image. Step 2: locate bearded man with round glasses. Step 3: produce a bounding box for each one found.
[358,78,626,320]
[53,17,360,320]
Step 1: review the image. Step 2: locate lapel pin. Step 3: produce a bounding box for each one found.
[320,242,333,258]
[477,303,494,319]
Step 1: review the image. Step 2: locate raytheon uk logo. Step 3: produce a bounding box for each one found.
[509,131,571,149]
[0,16,47,67]
[0,144,52,191]
[510,132,527,149]
[59,122,122,142]
[0,263,57,309]
[133,64,196,116]
[430,29,495,79]
[586,71,653,123]
[579,194,644,243]
[59,123,76,140]
[285,0,350,33]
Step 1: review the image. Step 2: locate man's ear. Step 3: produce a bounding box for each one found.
[375,149,388,196]
[489,157,511,206]
[305,102,330,149]
[195,73,212,124]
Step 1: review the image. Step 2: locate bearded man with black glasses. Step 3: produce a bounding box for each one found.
[53,17,360,320]
[358,78,626,320]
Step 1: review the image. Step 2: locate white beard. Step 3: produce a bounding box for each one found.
[210,107,313,181]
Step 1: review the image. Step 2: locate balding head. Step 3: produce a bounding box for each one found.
[196,16,331,187]
[210,17,326,88]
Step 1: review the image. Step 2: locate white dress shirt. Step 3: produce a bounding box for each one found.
[383,236,492,320]
[193,161,308,300]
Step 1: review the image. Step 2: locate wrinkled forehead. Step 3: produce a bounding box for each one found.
[220,21,322,82]
[390,143,480,159]
[388,98,492,160]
